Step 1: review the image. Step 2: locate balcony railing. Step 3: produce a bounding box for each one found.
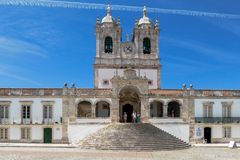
[0,117,62,125]
[0,118,10,124]
[195,117,240,124]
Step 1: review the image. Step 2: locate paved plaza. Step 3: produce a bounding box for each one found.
[0,147,239,160]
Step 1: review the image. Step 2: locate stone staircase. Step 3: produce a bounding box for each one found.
[79,123,191,151]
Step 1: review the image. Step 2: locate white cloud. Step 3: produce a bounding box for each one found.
[0,64,42,86]
[162,37,238,63]
[207,19,240,37]
[0,0,240,19]
[0,37,47,58]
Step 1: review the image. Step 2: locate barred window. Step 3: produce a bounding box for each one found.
[22,105,31,119]
[0,105,9,119]
[223,127,231,138]
[21,128,31,140]
[43,105,53,119]
[0,128,8,140]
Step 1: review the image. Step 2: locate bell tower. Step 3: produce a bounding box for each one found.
[94,5,161,89]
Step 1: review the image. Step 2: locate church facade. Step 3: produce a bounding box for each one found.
[0,5,240,144]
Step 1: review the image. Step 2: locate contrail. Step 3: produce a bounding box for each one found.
[0,0,240,19]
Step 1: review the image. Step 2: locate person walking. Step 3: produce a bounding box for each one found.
[136,113,141,123]
[123,112,127,123]
[132,111,136,123]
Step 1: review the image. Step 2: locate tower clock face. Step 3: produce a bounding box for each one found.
[124,45,133,53]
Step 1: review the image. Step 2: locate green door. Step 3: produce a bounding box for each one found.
[44,128,52,143]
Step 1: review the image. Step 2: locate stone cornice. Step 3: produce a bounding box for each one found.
[0,101,11,105]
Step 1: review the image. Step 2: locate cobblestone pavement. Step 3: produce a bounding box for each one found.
[0,147,239,160]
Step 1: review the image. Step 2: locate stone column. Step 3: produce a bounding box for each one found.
[62,96,70,143]
[188,96,196,144]
[91,104,96,118]
[68,96,76,122]
[111,98,119,122]
[163,104,168,118]
[140,97,149,123]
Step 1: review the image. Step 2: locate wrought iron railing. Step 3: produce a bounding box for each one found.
[195,117,240,124]
[0,117,62,125]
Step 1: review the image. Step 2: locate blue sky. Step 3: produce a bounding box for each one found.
[0,0,240,89]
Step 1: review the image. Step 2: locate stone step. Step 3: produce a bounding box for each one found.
[79,123,190,151]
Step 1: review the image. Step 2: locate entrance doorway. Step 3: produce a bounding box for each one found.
[204,127,211,143]
[119,86,141,123]
[122,104,133,123]
[44,128,52,143]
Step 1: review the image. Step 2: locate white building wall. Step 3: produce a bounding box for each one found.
[194,126,204,139]
[68,124,108,144]
[53,126,62,140]
[32,101,43,124]
[194,125,240,139]
[32,126,43,140]
[153,123,189,143]
[232,125,240,138]
[97,68,158,89]
[10,101,21,124]
[53,99,63,123]
[9,127,21,140]
[212,126,222,138]
[195,99,240,117]
[0,98,63,124]
[232,101,240,117]
[0,98,63,141]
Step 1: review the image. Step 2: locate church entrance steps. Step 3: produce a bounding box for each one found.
[78,123,191,151]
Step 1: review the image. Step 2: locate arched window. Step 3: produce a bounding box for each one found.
[96,101,110,117]
[167,101,180,118]
[150,101,163,117]
[77,101,92,118]
[143,37,151,54]
[104,36,113,53]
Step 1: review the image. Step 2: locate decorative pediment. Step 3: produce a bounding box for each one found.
[124,69,138,79]
[221,101,233,107]
[41,101,55,106]
[202,101,214,107]
[19,101,33,105]
[0,101,11,106]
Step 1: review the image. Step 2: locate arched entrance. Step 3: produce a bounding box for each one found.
[77,101,92,118]
[150,101,163,118]
[119,86,141,123]
[95,101,110,117]
[167,101,181,118]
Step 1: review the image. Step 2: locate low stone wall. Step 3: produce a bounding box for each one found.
[68,124,108,144]
[151,122,190,143]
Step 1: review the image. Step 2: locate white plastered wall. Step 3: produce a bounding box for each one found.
[68,124,108,144]
[153,124,189,143]
[97,68,158,89]
[32,126,43,140]
[0,98,62,124]
[0,98,63,140]
[194,125,240,139]
[194,99,240,117]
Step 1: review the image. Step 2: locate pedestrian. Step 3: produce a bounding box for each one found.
[123,112,127,123]
[136,113,141,123]
[132,111,136,123]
